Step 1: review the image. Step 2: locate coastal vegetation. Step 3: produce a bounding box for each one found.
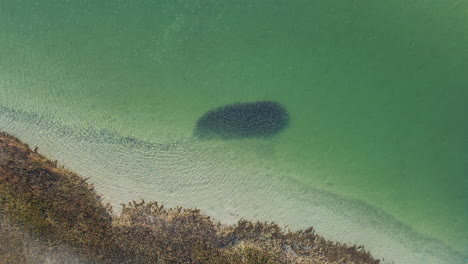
[0,131,379,264]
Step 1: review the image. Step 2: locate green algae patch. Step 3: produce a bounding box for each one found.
[0,132,379,264]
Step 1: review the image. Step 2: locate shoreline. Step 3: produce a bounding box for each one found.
[0,131,380,263]
[1,107,466,264]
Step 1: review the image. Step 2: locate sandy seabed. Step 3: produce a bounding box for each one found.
[0,105,466,264]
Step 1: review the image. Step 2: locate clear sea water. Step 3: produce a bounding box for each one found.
[1,1,467,263]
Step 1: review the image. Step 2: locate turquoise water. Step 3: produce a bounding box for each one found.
[1,1,467,263]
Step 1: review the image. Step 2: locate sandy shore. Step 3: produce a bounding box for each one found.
[1,131,381,264]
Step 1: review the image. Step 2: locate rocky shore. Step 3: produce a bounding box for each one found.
[0,132,380,264]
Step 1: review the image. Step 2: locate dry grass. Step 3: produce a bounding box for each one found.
[0,132,380,264]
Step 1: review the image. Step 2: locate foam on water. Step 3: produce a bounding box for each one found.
[1,106,465,264]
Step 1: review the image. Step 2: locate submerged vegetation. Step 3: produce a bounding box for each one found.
[0,132,379,264]
[194,101,289,139]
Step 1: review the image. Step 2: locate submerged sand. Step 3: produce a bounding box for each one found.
[1,131,381,263]
[0,107,466,264]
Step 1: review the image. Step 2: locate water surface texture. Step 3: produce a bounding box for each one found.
[1,1,467,263]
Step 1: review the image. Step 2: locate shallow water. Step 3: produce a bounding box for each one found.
[1,1,467,263]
